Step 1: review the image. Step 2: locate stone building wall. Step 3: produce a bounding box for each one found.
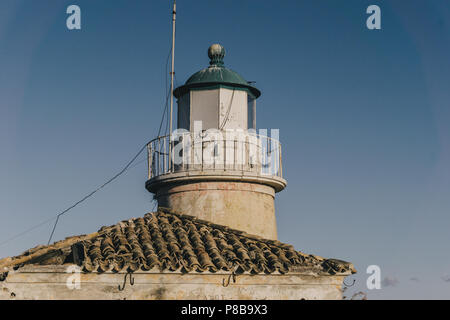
[0,265,345,300]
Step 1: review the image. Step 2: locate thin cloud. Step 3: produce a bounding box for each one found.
[441,275,450,283]
[410,277,420,282]
[382,276,399,287]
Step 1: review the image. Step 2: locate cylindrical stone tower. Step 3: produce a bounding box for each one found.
[146,44,286,240]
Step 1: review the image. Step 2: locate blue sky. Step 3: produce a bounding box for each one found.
[0,0,449,299]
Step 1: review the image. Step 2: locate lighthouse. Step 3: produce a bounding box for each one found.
[0,43,355,301]
[145,44,287,240]
[0,2,357,299]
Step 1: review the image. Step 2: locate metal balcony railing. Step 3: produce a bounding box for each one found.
[147,132,283,180]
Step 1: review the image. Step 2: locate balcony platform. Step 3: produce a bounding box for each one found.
[146,169,287,193]
[145,132,286,239]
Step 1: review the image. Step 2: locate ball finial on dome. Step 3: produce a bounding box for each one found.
[208,44,225,66]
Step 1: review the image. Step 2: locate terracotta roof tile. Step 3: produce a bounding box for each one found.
[0,209,356,276]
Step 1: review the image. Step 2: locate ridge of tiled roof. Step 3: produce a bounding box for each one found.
[0,209,356,276]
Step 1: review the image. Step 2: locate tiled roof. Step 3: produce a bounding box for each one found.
[0,209,355,276]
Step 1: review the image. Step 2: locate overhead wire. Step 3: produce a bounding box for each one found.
[0,143,148,248]
[219,89,235,130]
[46,143,147,245]
[45,42,176,245]
[157,46,173,138]
[0,42,175,248]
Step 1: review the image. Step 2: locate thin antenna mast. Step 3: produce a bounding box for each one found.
[168,0,176,171]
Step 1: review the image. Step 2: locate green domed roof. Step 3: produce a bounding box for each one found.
[174,44,261,99]
[185,65,249,87]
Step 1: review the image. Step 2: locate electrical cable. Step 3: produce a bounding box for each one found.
[0,25,175,250]
[46,143,147,245]
[0,143,148,248]
[219,89,235,130]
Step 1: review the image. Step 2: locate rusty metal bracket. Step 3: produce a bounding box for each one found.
[222,264,239,287]
[0,271,8,282]
[222,272,236,287]
[343,278,356,287]
[118,272,135,291]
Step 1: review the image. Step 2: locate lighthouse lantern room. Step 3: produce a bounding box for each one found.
[146,44,286,240]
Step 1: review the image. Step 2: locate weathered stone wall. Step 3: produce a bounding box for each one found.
[155,181,278,240]
[0,265,345,300]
